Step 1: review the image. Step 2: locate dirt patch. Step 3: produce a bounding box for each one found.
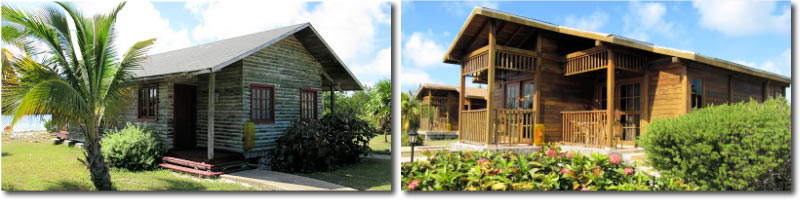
[2,131,55,144]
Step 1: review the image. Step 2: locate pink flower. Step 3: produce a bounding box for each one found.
[624,168,634,176]
[560,167,570,174]
[610,154,621,164]
[558,152,565,157]
[546,149,557,157]
[565,152,574,159]
[477,158,489,164]
[581,186,589,191]
[407,179,420,190]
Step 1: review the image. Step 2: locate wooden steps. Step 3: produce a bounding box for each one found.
[159,156,253,177]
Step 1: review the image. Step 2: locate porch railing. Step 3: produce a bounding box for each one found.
[460,109,487,144]
[561,110,612,148]
[462,45,538,76]
[495,109,535,144]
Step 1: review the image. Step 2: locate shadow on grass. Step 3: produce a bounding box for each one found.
[2,152,10,157]
[151,177,207,191]
[44,180,94,191]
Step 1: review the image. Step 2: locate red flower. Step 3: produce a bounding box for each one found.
[546,149,557,157]
[624,168,634,176]
[477,158,489,164]
[407,179,420,190]
[610,154,621,164]
[565,152,574,159]
[560,167,570,174]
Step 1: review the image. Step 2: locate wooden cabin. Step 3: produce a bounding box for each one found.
[444,7,790,148]
[115,23,362,165]
[415,83,487,132]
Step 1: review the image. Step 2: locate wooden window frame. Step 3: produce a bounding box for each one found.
[251,84,276,124]
[300,88,318,120]
[690,78,704,109]
[137,85,158,121]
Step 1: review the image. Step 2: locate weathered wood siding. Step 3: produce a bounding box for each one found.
[197,62,244,153]
[241,35,323,158]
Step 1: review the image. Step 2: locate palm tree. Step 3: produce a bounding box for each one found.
[2,2,155,190]
[369,79,391,142]
[401,91,420,133]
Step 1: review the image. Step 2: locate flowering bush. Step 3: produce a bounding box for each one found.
[401,145,695,191]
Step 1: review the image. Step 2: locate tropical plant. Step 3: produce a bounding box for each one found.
[368,79,391,142]
[640,97,791,191]
[1,2,155,190]
[401,145,696,191]
[401,91,420,133]
[322,86,372,120]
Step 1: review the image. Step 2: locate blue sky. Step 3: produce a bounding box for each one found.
[7,1,391,87]
[400,1,791,100]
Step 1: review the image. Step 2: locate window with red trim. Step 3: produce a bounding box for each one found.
[251,84,275,124]
[137,85,158,121]
[300,89,317,119]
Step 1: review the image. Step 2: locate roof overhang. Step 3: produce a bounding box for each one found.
[443,7,790,85]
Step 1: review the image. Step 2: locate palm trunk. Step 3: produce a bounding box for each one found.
[82,120,113,190]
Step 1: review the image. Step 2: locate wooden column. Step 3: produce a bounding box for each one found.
[728,74,733,105]
[487,19,497,145]
[459,74,465,142]
[329,85,335,114]
[606,50,615,149]
[207,72,215,160]
[534,33,543,125]
[763,80,771,102]
[682,65,690,113]
[640,69,649,145]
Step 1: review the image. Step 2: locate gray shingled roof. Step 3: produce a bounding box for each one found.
[132,23,363,90]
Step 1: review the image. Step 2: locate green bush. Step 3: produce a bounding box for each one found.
[101,123,164,171]
[401,132,424,146]
[401,145,694,191]
[268,114,377,173]
[43,119,57,133]
[639,98,791,191]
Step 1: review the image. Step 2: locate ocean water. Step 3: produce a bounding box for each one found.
[1,115,51,132]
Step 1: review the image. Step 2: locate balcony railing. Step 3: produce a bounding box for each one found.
[459,109,535,145]
[461,45,538,76]
[564,47,646,76]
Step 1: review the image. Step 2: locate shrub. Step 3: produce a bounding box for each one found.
[401,132,424,146]
[639,98,791,191]
[101,123,164,171]
[401,144,694,191]
[43,119,57,133]
[268,114,377,173]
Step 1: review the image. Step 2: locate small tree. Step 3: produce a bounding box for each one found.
[369,79,391,142]
[401,91,419,133]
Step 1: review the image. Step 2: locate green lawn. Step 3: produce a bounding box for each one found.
[422,138,457,147]
[1,140,254,191]
[368,135,391,154]
[298,158,391,191]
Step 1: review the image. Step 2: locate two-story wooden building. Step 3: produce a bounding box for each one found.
[445,7,790,149]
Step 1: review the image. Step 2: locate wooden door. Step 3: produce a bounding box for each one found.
[173,84,197,149]
[595,79,642,147]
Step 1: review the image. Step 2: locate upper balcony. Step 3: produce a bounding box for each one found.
[564,46,647,76]
[461,45,538,76]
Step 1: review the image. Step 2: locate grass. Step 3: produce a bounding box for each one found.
[1,139,254,191]
[422,138,458,147]
[298,158,391,191]
[368,135,391,155]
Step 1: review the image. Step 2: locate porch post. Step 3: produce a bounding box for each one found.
[329,85,335,114]
[606,50,615,149]
[459,75,465,142]
[487,19,497,145]
[208,72,215,160]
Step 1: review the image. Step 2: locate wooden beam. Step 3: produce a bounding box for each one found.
[516,29,535,48]
[533,33,542,145]
[641,69,649,144]
[504,25,524,46]
[763,80,771,102]
[682,65,689,113]
[728,74,733,105]
[207,72,215,160]
[487,19,497,145]
[465,20,489,52]
[606,50,615,149]
[459,75,465,142]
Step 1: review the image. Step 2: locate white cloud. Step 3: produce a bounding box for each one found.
[77,1,192,55]
[442,1,499,17]
[350,47,391,78]
[564,11,609,32]
[623,2,676,41]
[693,0,789,36]
[733,48,791,77]
[400,67,433,91]
[403,32,446,67]
[186,1,389,62]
